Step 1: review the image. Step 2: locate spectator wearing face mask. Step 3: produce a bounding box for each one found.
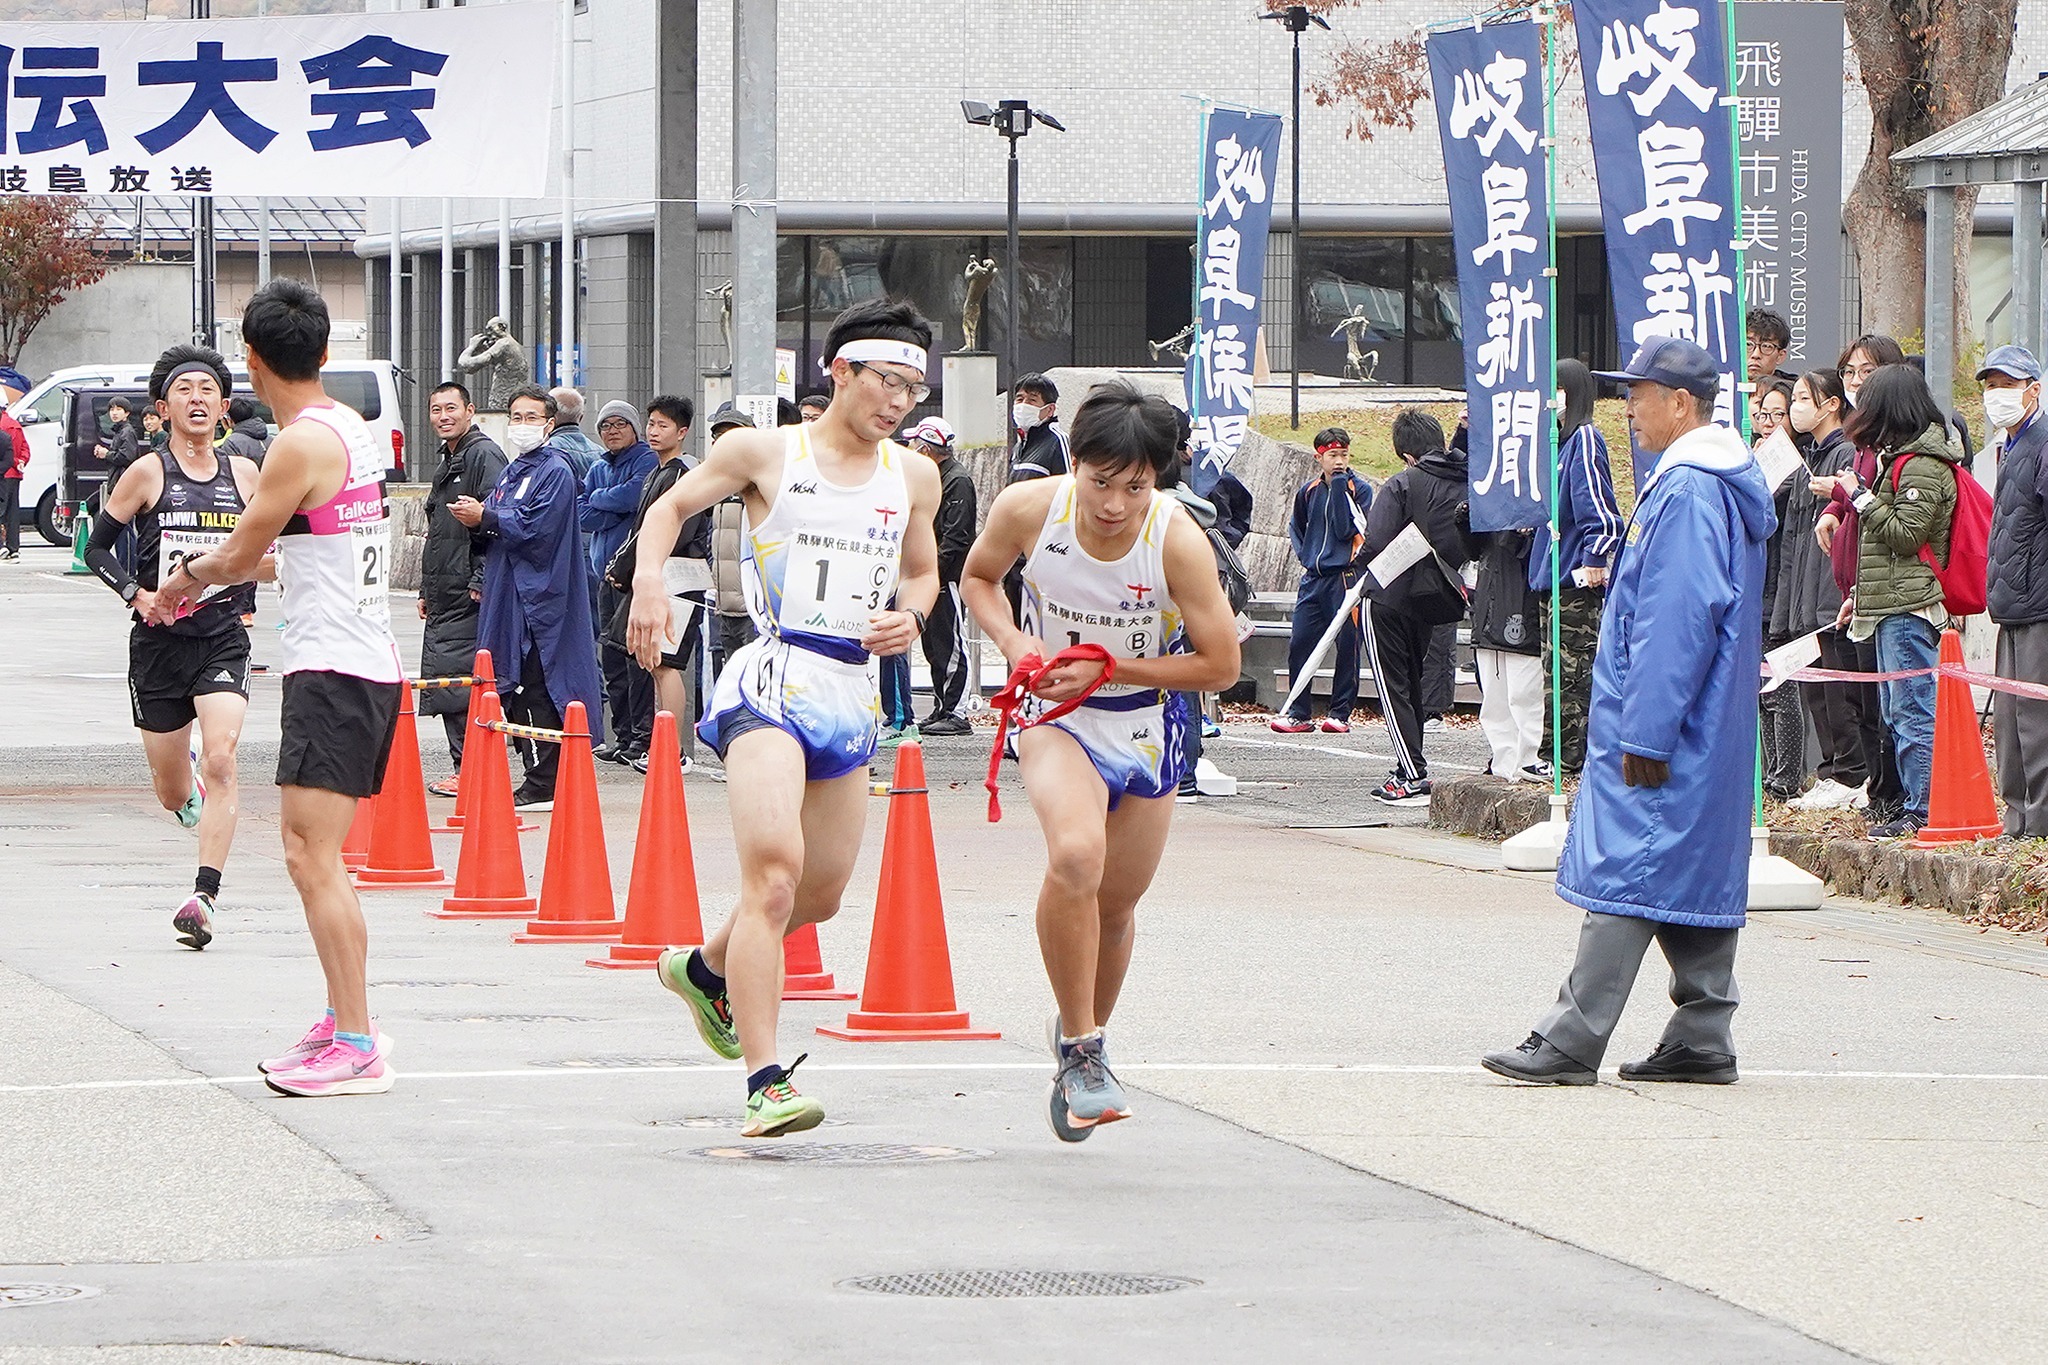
[1980,345,2048,837]
[1003,373,1070,622]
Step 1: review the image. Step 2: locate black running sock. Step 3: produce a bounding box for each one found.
[195,866,222,900]
[686,947,725,993]
[746,1063,782,1097]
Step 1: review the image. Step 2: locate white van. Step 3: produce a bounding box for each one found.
[9,358,405,545]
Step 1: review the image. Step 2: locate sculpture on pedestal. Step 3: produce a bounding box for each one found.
[707,281,734,373]
[1330,307,1381,382]
[455,316,528,411]
[961,257,998,352]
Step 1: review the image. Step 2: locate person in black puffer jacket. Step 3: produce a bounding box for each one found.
[419,383,508,788]
[1361,410,1481,805]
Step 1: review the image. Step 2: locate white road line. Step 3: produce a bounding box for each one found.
[5,1060,2047,1095]
[1217,733,1484,773]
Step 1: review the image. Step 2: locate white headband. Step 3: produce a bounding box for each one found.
[828,338,929,376]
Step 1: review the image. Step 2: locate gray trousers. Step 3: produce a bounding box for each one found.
[1536,910,1740,1069]
[1995,623,2048,837]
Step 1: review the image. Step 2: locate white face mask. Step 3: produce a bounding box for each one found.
[1012,403,1042,430]
[1789,396,1822,434]
[1843,384,1860,406]
[1984,387,2032,432]
[505,422,546,455]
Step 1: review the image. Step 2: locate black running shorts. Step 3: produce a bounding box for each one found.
[129,626,252,733]
[276,669,403,799]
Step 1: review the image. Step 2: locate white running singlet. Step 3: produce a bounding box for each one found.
[742,423,910,658]
[275,402,401,683]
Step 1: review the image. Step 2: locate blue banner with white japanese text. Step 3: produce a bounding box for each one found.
[1185,106,1283,498]
[0,4,555,198]
[1575,0,1742,476]
[1428,19,1553,533]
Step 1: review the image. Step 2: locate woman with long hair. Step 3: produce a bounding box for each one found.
[1527,358,1623,773]
[1752,378,1805,800]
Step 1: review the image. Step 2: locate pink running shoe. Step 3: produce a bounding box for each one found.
[264,1037,394,1097]
[259,1020,395,1076]
[1269,716,1314,734]
[1320,717,1351,734]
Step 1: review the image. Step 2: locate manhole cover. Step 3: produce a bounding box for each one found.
[546,1056,704,1069]
[373,980,507,989]
[0,1282,102,1308]
[840,1270,1196,1298]
[688,1143,989,1164]
[430,1013,593,1024]
[651,1115,847,1129]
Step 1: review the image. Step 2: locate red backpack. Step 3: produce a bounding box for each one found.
[1890,454,1991,617]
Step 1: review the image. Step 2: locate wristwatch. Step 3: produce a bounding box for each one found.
[119,580,141,604]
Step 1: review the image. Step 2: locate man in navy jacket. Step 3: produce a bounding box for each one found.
[1485,338,1775,1086]
[581,400,658,762]
[1273,427,1372,733]
[1982,345,2048,836]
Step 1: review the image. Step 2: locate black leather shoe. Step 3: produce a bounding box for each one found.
[920,713,973,737]
[592,742,626,764]
[1480,1032,1596,1085]
[1618,1041,1737,1084]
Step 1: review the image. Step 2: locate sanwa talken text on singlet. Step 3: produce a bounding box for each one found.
[275,403,401,683]
[139,446,255,636]
[1021,476,1184,701]
[741,423,910,659]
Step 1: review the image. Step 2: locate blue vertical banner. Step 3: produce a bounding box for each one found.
[1427,19,1553,532]
[1184,105,1284,498]
[1575,0,1742,478]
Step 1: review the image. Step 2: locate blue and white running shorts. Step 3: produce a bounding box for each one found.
[698,634,881,781]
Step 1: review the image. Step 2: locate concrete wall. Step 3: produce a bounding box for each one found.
[15,261,194,378]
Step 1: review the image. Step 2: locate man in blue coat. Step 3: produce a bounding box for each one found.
[580,400,658,763]
[452,384,605,812]
[1483,337,1776,1086]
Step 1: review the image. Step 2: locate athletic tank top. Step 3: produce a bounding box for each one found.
[1021,477,1184,704]
[275,403,401,682]
[138,445,254,636]
[742,424,910,663]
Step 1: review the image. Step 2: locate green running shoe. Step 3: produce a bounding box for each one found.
[744,1054,824,1138]
[657,947,743,1060]
[175,789,203,830]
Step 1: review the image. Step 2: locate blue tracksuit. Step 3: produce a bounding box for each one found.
[1557,424,1777,929]
[1283,471,1372,721]
[1529,424,1626,592]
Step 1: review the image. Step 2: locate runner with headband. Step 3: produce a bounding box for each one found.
[626,299,942,1137]
[155,279,404,1097]
[84,344,262,951]
[960,382,1241,1142]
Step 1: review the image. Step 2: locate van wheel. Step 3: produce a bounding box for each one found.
[35,486,65,546]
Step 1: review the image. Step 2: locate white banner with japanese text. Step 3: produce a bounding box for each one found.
[0,4,556,198]
[1184,105,1283,498]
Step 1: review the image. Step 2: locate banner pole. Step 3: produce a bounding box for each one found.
[1542,6,1564,793]
[1722,0,1764,826]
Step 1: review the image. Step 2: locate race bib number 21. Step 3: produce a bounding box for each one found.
[353,521,392,622]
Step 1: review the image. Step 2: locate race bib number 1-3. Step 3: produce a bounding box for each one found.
[353,521,392,621]
[778,532,895,640]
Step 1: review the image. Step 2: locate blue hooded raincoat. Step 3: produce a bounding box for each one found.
[1556,422,1777,930]
[477,442,606,743]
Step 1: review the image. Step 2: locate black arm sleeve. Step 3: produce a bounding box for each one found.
[84,509,138,597]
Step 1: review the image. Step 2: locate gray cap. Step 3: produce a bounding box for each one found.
[709,402,754,433]
[596,399,642,432]
[1977,344,2042,383]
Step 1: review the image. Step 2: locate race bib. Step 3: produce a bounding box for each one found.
[1039,597,1161,699]
[352,520,392,621]
[158,527,235,603]
[778,531,896,640]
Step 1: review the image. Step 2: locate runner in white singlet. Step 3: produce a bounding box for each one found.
[961,383,1241,1142]
[626,300,943,1137]
[156,280,402,1099]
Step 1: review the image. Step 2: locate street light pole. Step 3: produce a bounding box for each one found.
[1006,107,1022,401]
[1262,5,1327,432]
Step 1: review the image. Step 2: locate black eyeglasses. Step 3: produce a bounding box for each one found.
[852,361,932,404]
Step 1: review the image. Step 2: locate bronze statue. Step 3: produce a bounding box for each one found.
[1330,308,1381,383]
[1148,321,1197,363]
[961,257,997,352]
[455,316,528,411]
[706,281,734,373]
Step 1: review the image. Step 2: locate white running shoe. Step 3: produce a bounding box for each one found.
[1790,779,1858,811]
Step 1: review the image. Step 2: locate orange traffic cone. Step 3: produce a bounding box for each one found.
[513,701,623,942]
[340,795,375,869]
[589,711,704,968]
[783,922,856,1000]
[356,681,452,888]
[1914,628,2003,846]
[818,741,998,1042]
[430,689,537,919]
[432,649,493,833]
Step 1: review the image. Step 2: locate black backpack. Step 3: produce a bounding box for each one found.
[1208,525,1251,613]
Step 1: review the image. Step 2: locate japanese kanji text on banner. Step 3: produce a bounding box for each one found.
[0,4,556,199]
[1427,19,1553,533]
[1574,0,1741,473]
[1184,106,1283,499]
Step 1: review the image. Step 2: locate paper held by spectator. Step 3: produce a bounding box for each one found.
[1761,630,1823,693]
[1366,524,1433,588]
[661,556,713,596]
[1755,427,1804,494]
